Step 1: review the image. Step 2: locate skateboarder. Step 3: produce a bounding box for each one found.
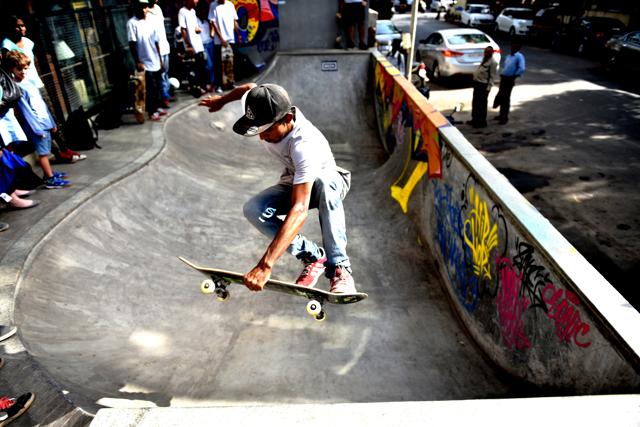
[199,83,357,294]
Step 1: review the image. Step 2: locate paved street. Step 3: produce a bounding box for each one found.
[392,11,640,309]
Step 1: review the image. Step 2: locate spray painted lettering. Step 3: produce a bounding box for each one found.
[542,283,592,348]
[496,257,532,350]
[464,186,499,281]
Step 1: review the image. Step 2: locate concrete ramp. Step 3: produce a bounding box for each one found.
[14,51,522,414]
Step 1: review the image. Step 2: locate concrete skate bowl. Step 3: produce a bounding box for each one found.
[13,50,640,417]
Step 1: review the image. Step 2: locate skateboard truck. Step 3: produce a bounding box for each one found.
[200,275,230,301]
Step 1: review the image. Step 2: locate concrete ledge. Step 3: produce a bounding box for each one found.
[91,395,640,427]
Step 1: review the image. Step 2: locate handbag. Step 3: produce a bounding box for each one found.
[0,67,22,115]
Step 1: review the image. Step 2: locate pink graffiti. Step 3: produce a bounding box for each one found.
[542,283,592,348]
[496,257,532,351]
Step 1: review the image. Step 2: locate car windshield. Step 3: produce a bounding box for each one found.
[468,6,489,13]
[447,33,490,45]
[510,9,534,19]
[377,21,398,35]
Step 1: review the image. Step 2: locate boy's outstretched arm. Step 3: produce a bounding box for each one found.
[198,82,256,112]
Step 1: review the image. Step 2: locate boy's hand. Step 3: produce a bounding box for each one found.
[136,62,145,72]
[198,95,224,112]
[243,265,271,292]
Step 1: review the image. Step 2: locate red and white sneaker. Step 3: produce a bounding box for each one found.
[295,255,327,288]
[0,392,35,425]
[329,266,357,294]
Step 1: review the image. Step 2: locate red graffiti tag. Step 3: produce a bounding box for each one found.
[496,257,532,351]
[542,283,592,348]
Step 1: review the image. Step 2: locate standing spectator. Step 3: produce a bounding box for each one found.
[208,0,238,93]
[1,16,43,89]
[128,0,166,121]
[196,0,216,92]
[6,51,70,189]
[147,0,172,108]
[468,46,498,128]
[342,0,368,50]
[179,0,207,96]
[493,41,525,125]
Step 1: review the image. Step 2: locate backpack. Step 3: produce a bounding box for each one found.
[0,67,22,116]
[62,107,101,151]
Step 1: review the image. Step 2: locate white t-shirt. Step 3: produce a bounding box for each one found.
[258,108,337,185]
[198,18,213,45]
[178,7,204,53]
[146,4,171,56]
[209,1,238,45]
[127,17,161,72]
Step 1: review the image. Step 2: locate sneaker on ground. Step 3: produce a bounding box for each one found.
[0,392,35,426]
[43,176,70,189]
[52,171,67,178]
[157,108,168,116]
[329,266,357,294]
[295,254,327,288]
[215,87,223,94]
[150,112,161,121]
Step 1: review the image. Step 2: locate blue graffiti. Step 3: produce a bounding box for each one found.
[434,182,479,312]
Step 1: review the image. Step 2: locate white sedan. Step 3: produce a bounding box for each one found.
[416,28,501,80]
[460,4,495,28]
[494,7,535,36]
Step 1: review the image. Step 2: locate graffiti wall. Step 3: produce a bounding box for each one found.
[232,0,279,73]
[371,51,640,392]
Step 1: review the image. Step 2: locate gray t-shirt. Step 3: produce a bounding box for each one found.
[259,108,337,185]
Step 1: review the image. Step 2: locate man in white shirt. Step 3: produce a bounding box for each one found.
[178,0,207,95]
[208,0,238,92]
[127,0,165,120]
[199,84,358,294]
[147,0,172,107]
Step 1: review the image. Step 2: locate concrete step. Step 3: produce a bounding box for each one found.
[91,395,640,427]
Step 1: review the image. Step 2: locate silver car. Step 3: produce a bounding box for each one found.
[416,28,501,80]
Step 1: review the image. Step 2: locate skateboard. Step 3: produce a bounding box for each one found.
[221,45,234,89]
[179,256,367,322]
[129,70,145,124]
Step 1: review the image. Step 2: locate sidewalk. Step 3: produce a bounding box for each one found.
[0,93,192,426]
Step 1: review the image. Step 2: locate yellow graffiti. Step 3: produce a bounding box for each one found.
[390,130,428,214]
[463,186,498,280]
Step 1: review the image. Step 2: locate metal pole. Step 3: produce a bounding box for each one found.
[406,0,420,80]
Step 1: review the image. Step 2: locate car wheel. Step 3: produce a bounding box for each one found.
[509,27,516,37]
[432,61,441,81]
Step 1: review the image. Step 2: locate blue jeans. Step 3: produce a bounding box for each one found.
[243,169,351,278]
[160,54,170,101]
[203,41,216,86]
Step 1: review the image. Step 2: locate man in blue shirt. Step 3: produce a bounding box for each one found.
[493,41,525,125]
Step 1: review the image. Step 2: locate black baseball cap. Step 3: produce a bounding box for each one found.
[233,84,292,137]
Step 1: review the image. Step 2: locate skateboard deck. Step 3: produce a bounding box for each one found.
[221,46,234,89]
[130,70,145,124]
[179,256,367,321]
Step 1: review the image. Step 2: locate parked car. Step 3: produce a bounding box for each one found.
[603,31,640,75]
[494,7,535,37]
[552,16,626,57]
[460,4,495,29]
[416,28,501,80]
[430,0,454,12]
[375,19,403,55]
[528,6,561,46]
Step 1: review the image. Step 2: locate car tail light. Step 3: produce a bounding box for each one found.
[443,49,464,57]
[493,49,501,53]
[596,31,604,38]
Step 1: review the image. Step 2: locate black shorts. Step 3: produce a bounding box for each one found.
[343,2,365,25]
